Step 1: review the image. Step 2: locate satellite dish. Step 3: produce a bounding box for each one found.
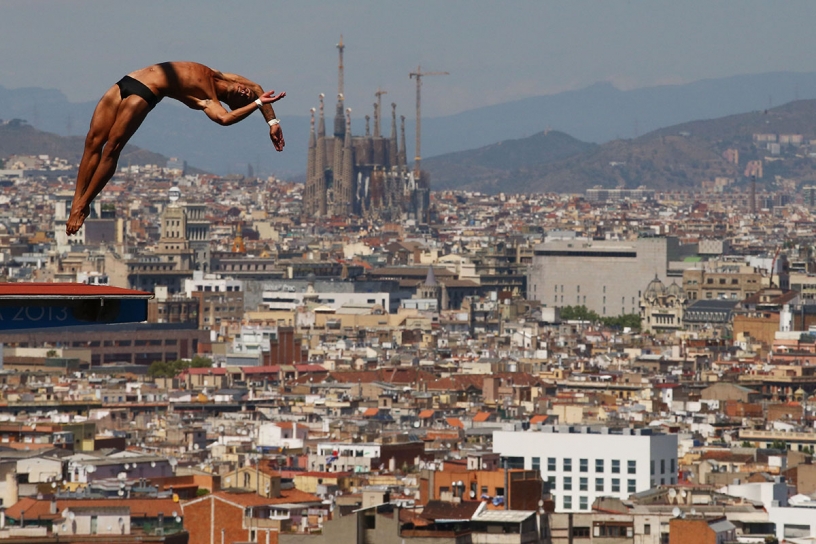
[118,490,124,496]
[470,490,476,498]
[118,472,127,481]
[172,511,178,518]
[68,512,76,521]
[680,490,687,498]
[124,464,130,470]
[86,465,96,473]
[672,507,681,518]
[668,488,677,498]
[175,516,182,523]
[690,508,697,516]
[151,461,156,468]
[51,482,57,488]
[538,499,544,507]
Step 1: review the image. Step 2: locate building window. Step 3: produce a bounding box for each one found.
[564,477,572,491]
[579,496,588,510]
[596,459,604,473]
[572,526,590,538]
[628,479,636,493]
[564,458,572,472]
[661,459,665,474]
[532,457,540,470]
[644,524,651,535]
[651,460,655,475]
[547,476,555,491]
[611,460,620,473]
[563,495,572,510]
[670,459,676,473]
[595,478,604,492]
[548,457,556,471]
[628,460,636,474]
[612,478,620,492]
[580,459,588,472]
[579,477,588,491]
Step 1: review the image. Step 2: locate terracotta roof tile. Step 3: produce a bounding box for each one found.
[6,497,178,520]
[445,418,464,429]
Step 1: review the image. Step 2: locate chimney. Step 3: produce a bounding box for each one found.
[49,497,57,515]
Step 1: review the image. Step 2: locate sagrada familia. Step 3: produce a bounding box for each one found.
[303,39,431,223]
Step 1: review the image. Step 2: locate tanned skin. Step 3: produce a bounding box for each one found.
[67,61,286,235]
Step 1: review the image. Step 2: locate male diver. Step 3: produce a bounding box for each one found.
[67,61,286,235]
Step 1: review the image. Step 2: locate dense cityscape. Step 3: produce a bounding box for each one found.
[3,21,816,544]
[0,118,815,544]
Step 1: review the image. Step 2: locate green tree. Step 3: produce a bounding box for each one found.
[189,355,213,368]
[147,357,212,379]
[770,439,787,451]
[601,313,642,332]
[560,305,601,322]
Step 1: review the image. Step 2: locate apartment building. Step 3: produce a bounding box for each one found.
[493,426,677,513]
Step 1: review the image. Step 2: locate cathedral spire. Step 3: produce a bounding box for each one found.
[373,102,380,138]
[389,102,398,166]
[334,36,346,138]
[315,94,328,216]
[307,107,316,181]
[337,35,345,97]
[399,114,407,169]
[342,108,355,215]
[317,93,326,138]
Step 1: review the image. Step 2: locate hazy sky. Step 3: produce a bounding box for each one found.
[3,0,816,119]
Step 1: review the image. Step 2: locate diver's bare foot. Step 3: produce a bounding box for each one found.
[66,204,90,235]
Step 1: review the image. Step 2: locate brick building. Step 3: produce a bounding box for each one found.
[182,489,323,544]
[669,516,736,544]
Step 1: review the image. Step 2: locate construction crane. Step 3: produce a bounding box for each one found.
[374,87,387,138]
[409,65,448,177]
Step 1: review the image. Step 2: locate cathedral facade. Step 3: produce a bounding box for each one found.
[303,41,430,223]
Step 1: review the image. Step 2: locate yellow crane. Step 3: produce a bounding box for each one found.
[409,66,448,177]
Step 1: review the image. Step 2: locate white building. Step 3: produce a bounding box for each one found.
[257,422,307,451]
[261,288,389,313]
[184,271,242,298]
[528,236,686,317]
[493,426,678,513]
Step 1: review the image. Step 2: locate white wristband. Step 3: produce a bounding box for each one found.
[268,118,280,127]
[254,98,263,107]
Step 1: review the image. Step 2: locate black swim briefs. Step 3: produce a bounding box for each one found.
[116,75,161,109]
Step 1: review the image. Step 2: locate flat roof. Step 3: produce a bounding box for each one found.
[474,510,535,523]
[0,283,152,300]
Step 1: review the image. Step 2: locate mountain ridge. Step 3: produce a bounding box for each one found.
[5,71,816,177]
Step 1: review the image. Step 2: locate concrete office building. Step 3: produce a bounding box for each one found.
[528,236,684,317]
[493,426,678,513]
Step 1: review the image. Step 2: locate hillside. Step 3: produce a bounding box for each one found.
[0,120,171,169]
[426,99,816,194]
[6,70,816,176]
[424,131,597,191]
